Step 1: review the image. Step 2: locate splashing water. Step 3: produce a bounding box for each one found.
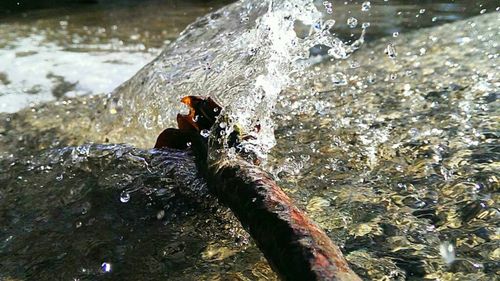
[1,2,498,280]
[97,0,362,159]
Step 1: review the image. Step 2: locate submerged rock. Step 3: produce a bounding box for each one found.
[0,144,262,280]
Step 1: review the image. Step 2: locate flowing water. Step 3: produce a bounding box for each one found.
[0,0,499,280]
[0,0,232,113]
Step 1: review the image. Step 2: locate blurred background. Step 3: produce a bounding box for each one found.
[0,0,496,112]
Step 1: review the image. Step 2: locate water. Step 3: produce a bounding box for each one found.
[1,0,499,280]
[270,13,499,277]
[0,0,230,112]
[0,144,258,280]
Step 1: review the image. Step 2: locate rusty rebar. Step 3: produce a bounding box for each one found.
[155,96,362,281]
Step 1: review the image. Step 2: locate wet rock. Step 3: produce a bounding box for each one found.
[0,144,259,280]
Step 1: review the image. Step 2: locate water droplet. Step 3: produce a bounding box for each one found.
[480,9,486,14]
[390,73,398,80]
[219,122,227,129]
[331,72,348,86]
[244,68,254,78]
[157,210,165,220]
[385,43,397,59]
[75,221,82,228]
[101,262,112,273]
[361,1,371,12]
[192,115,199,122]
[186,142,192,147]
[367,73,376,84]
[323,1,333,14]
[200,129,210,138]
[361,22,370,29]
[323,19,336,30]
[432,16,438,22]
[120,192,130,203]
[419,9,426,14]
[392,31,399,37]
[347,17,358,28]
[56,174,64,181]
[213,107,219,113]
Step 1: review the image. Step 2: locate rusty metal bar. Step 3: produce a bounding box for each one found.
[208,158,361,281]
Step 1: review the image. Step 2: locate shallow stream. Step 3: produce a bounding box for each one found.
[0,1,498,280]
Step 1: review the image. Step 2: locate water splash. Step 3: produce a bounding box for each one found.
[102,0,361,156]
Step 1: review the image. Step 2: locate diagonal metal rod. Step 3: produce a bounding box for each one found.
[155,96,362,281]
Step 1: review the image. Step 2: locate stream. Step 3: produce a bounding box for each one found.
[0,0,498,280]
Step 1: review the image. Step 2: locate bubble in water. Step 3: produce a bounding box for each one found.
[480,9,486,14]
[330,72,348,86]
[101,262,112,273]
[432,16,438,22]
[392,31,399,37]
[385,43,397,59]
[419,9,426,14]
[200,129,210,138]
[120,191,130,203]
[361,1,371,12]
[56,174,64,181]
[361,22,370,29]
[347,17,358,28]
[219,122,227,129]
